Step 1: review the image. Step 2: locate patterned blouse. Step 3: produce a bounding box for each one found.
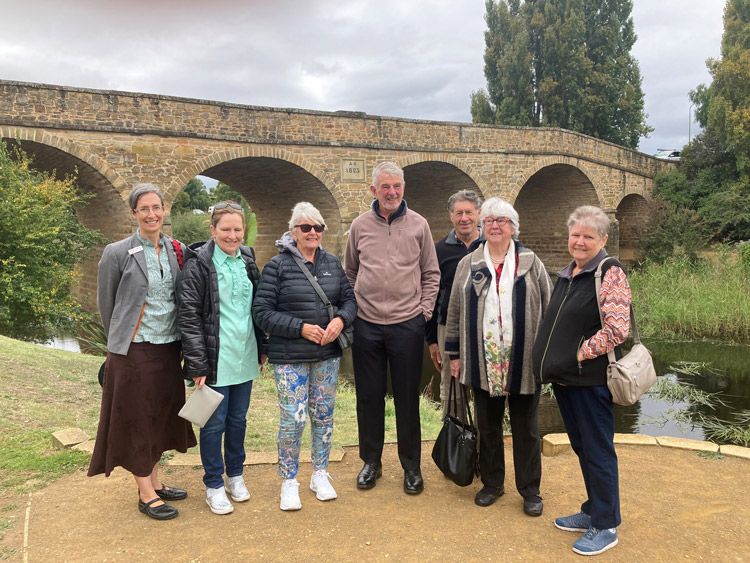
[579,265,631,359]
[132,231,179,344]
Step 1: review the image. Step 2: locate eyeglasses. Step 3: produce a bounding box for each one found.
[213,202,243,212]
[483,217,510,227]
[295,224,325,233]
[135,205,164,215]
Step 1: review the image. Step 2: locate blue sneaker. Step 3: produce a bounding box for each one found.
[555,512,591,532]
[572,527,618,556]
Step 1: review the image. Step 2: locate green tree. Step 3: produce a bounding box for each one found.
[656,0,750,246]
[705,0,750,183]
[171,213,211,245]
[172,177,210,214]
[0,140,103,341]
[472,0,651,148]
[210,181,245,205]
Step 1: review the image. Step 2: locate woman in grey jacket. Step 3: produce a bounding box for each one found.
[88,183,196,521]
[253,202,357,511]
[445,197,551,517]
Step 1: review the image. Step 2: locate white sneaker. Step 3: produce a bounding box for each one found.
[310,470,337,501]
[280,479,301,511]
[206,486,234,515]
[225,475,250,502]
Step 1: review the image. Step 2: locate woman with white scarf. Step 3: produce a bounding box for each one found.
[445,197,552,516]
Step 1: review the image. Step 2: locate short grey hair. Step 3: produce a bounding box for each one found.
[288,201,326,231]
[448,190,483,213]
[372,161,404,187]
[128,183,164,211]
[567,205,610,238]
[480,197,520,240]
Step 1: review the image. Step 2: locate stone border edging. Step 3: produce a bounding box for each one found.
[541,433,750,460]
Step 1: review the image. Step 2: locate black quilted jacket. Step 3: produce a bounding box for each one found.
[177,239,268,385]
[252,232,357,364]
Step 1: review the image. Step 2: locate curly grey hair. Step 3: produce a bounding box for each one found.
[567,205,610,238]
[480,197,520,240]
[288,201,326,231]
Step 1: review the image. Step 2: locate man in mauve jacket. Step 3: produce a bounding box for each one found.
[344,161,440,496]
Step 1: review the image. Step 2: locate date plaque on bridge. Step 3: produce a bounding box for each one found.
[340,159,366,182]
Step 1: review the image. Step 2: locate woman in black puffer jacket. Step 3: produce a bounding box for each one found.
[177,202,268,516]
[253,202,357,511]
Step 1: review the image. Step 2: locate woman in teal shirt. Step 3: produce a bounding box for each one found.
[178,202,268,515]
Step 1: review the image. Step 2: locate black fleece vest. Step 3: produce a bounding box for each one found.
[532,259,622,387]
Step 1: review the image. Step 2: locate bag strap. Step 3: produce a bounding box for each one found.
[170,238,184,270]
[448,377,475,429]
[594,257,640,365]
[292,254,336,323]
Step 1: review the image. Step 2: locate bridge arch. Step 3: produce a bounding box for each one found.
[513,162,601,271]
[181,152,342,266]
[616,193,650,263]
[0,127,131,306]
[402,157,485,239]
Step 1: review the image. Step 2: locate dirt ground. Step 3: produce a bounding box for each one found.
[3,441,748,562]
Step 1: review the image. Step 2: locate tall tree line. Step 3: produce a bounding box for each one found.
[471,0,651,149]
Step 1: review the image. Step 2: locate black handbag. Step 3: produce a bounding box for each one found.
[431,378,479,486]
[292,255,354,350]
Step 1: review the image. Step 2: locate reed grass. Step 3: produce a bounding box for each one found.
[629,249,750,344]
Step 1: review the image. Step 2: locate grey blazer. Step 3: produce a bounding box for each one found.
[98,232,184,355]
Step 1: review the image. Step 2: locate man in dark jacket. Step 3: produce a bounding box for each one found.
[425,189,483,416]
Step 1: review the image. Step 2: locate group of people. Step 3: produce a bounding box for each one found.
[88,161,631,556]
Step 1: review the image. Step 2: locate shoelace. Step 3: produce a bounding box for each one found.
[316,471,334,482]
[583,527,600,540]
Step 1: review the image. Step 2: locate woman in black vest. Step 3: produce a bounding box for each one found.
[532,205,632,556]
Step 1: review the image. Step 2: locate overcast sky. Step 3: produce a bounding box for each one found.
[0,0,726,160]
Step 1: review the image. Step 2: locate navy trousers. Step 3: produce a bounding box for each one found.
[352,314,425,471]
[553,383,621,529]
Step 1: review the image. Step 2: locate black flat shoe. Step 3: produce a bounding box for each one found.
[474,486,504,507]
[404,469,424,495]
[138,497,178,520]
[523,496,544,517]
[154,484,188,501]
[357,462,383,489]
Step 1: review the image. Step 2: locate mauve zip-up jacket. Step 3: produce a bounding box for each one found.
[345,200,440,325]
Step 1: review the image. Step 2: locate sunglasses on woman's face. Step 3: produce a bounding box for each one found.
[295,224,325,233]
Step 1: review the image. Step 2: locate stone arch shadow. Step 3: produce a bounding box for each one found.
[616,192,650,263]
[1,127,131,309]
[513,161,601,272]
[401,156,485,241]
[182,149,343,266]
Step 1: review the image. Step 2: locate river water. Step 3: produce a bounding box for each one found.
[341,338,750,445]
[46,334,748,444]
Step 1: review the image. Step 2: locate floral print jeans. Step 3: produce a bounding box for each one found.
[274,358,339,479]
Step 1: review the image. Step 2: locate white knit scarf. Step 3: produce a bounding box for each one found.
[482,240,515,396]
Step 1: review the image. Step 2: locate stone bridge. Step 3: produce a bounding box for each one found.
[0,80,673,306]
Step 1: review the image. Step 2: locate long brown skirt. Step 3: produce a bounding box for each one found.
[88,341,197,478]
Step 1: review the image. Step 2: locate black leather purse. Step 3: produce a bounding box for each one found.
[431,378,479,486]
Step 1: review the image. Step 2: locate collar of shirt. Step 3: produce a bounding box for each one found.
[212,242,244,266]
[136,229,166,249]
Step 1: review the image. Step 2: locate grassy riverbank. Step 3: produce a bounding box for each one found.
[629,250,750,344]
[0,335,443,498]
